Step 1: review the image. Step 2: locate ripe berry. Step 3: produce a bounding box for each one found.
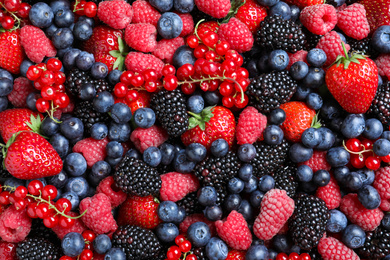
[365,155,381,170]
[179,240,191,253]
[54,71,66,84]
[129,73,144,87]
[82,230,96,242]
[203,31,218,47]
[194,44,207,59]
[47,58,62,71]
[17,3,31,18]
[215,41,230,55]
[162,65,176,76]
[80,249,93,260]
[14,186,27,199]
[143,69,158,82]
[36,203,51,219]
[187,35,199,49]
[41,185,58,201]
[59,215,75,228]
[41,86,57,100]
[54,93,70,108]
[40,70,55,86]
[43,212,59,228]
[167,246,181,260]
[163,75,178,91]
[2,16,15,30]
[27,180,44,195]
[125,90,139,103]
[26,202,38,218]
[4,0,21,12]
[84,2,97,17]
[14,198,27,211]
[0,191,11,205]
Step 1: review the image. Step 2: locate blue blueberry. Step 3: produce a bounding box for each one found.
[300,180,318,193]
[268,108,286,125]
[108,122,131,142]
[105,156,122,167]
[73,21,93,41]
[263,125,284,145]
[57,47,71,59]
[268,250,278,260]
[175,206,186,224]
[54,8,74,27]
[93,234,112,255]
[64,153,87,177]
[90,123,108,140]
[347,172,364,191]
[0,97,7,112]
[316,127,336,150]
[197,186,217,206]
[187,95,204,114]
[143,146,161,167]
[90,62,108,80]
[46,23,58,37]
[29,2,54,28]
[159,143,175,165]
[268,49,289,71]
[238,143,256,162]
[330,0,346,6]
[41,116,60,137]
[327,209,348,233]
[258,175,275,193]
[156,223,179,243]
[0,78,13,96]
[256,0,279,6]
[52,28,74,49]
[3,178,25,191]
[157,12,183,39]
[93,91,115,113]
[342,224,366,249]
[187,222,211,247]
[106,141,124,158]
[149,0,173,12]
[358,185,381,209]
[173,149,196,173]
[383,130,390,141]
[125,149,141,160]
[272,234,291,253]
[133,107,155,128]
[19,60,34,77]
[90,161,111,184]
[0,68,12,82]
[50,0,70,14]
[245,244,269,260]
[227,177,245,194]
[50,133,70,159]
[78,16,94,27]
[244,176,258,193]
[302,67,325,89]
[372,25,390,53]
[373,138,390,156]
[250,190,264,208]
[206,237,228,260]
[60,191,79,211]
[237,199,253,221]
[356,168,375,186]
[186,143,207,162]
[203,91,221,106]
[60,117,84,139]
[307,48,327,67]
[301,127,321,148]
[65,177,89,199]
[290,5,300,22]
[296,165,313,182]
[341,114,365,138]
[238,164,253,182]
[364,118,383,139]
[294,86,311,100]
[174,0,194,13]
[338,32,347,43]
[76,51,95,71]
[172,45,196,68]
[108,70,122,86]
[290,61,309,80]
[63,48,81,70]
[313,170,331,187]
[269,2,291,20]
[326,146,350,167]
[62,232,85,257]
[104,248,126,260]
[321,100,342,121]
[210,139,229,157]
[110,103,132,124]
[158,201,179,222]
[224,194,242,212]
[48,170,68,189]
[289,143,313,163]
[382,214,390,230]
[306,92,323,110]
[204,205,223,221]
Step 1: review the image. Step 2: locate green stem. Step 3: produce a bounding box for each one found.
[0,2,22,31]
[187,111,202,120]
[342,140,373,157]
[341,42,349,58]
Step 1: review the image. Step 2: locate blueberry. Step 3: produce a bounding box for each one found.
[158,201,179,222]
[272,234,291,253]
[3,178,25,191]
[382,214,390,231]
[268,49,289,71]
[157,12,183,39]
[238,143,256,162]
[257,53,270,73]
[172,45,196,68]
[60,191,79,211]
[187,222,211,247]
[60,117,84,139]
[258,175,275,193]
[62,232,85,257]
[173,149,196,173]
[175,206,186,224]
[48,170,68,189]
[108,122,131,142]
[227,177,245,194]
[203,91,221,106]
[245,244,269,260]
[327,209,348,233]
[210,139,229,157]
[373,138,390,156]
[41,116,60,137]
[383,131,390,141]
[57,47,71,59]
[50,133,70,159]
[300,180,318,193]
[65,177,89,199]
[0,78,13,96]
[268,249,278,260]
[294,86,311,100]
[316,127,335,150]
[93,234,112,255]
[330,0,346,6]
[321,100,342,120]
[91,62,108,80]
[29,2,54,28]
[269,1,291,20]
[19,60,34,77]
[263,125,284,145]
[52,28,74,49]
[156,223,179,243]
[125,149,141,160]
[290,61,309,80]
[78,16,94,27]
[0,97,7,112]
[244,176,258,193]
[187,95,204,114]
[133,107,155,128]
[174,0,194,13]
[268,108,286,125]
[206,237,228,260]
[372,25,390,53]
[256,0,279,6]
[185,143,207,162]
[104,248,126,260]
[341,114,365,138]
[90,161,111,184]
[197,186,217,206]
[46,24,59,37]
[364,118,383,139]
[250,190,264,208]
[63,48,81,70]
[149,0,173,12]
[108,70,122,86]
[90,123,108,140]
[143,146,162,167]
[110,103,132,124]
[296,165,313,182]
[301,127,321,148]
[337,32,347,43]
[290,5,300,22]
[54,8,74,27]
[302,67,325,89]
[313,170,331,187]
[93,91,115,113]
[237,199,253,221]
[238,164,253,182]
[326,146,350,167]
[342,224,366,249]
[306,92,323,110]
[50,0,70,14]
[106,141,124,159]
[347,172,364,191]
[358,185,381,209]
[307,48,327,67]
[289,143,313,163]
[76,51,95,71]
[224,194,242,212]
[356,168,375,186]
[105,156,122,167]
[204,205,223,221]
[73,21,93,41]
[159,143,175,165]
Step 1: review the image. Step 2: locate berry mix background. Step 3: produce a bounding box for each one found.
[0,0,389,259]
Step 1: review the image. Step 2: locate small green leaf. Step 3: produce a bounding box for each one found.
[199,122,206,131]
[118,37,125,54]
[188,117,200,130]
[113,55,125,71]
[344,60,351,69]
[109,50,121,58]
[0,28,5,33]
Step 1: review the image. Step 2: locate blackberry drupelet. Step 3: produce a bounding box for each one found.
[112,225,162,260]
[358,227,390,259]
[28,219,61,246]
[271,161,298,198]
[250,139,290,178]
[177,192,203,216]
[304,28,322,50]
[73,100,110,134]
[193,151,241,205]
[368,81,390,128]
[246,70,298,114]
[114,156,161,197]
[347,37,380,59]
[256,15,306,53]
[288,193,330,251]
[150,88,189,137]
[193,247,207,260]
[16,237,61,260]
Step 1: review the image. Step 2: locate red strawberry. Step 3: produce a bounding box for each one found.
[359,0,390,35]
[325,45,378,114]
[218,18,254,53]
[283,0,324,9]
[197,21,220,33]
[235,0,267,34]
[194,0,231,19]
[0,30,24,74]
[226,250,246,260]
[181,106,236,150]
[4,132,63,179]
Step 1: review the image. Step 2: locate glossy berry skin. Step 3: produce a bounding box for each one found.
[29,2,54,28]
[65,177,89,199]
[210,138,229,158]
[187,222,211,247]
[104,248,126,260]
[263,125,284,145]
[258,175,275,193]
[268,108,286,125]
[157,12,183,39]
[245,244,269,260]
[363,118,383,140]
[268,50,289,71]
[357,185,381,209]
[296,165,313,182]
[307,48,327,67]
[340,114,365,139]
[61,232,85,257]
[93,234,112,255]
[342,224,366,249]
[187,95,205,114]
[133,108,155,129]
[269,2,291,20]
[327,209,348,233]
[143,146,162,167]
[306,93,323,110]
[64,153,87,177]
[301,128,320,148]
[156,223,179,243]
[186,143,207,162]
[290,61,309,81]
[227,177,245,194]
[206,237,228,260]
[289,143,313,163]
[158,201,179,223]
[90,123,108,140]
[326,147,350,168]
[313,170,331,187]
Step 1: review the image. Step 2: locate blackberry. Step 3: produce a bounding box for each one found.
[193,247,207,260]
[304,28,322,50]
[150,88,189,137]
[16,237,61,260]
[250,139,290,178]
[358,227,390,259]
[112,225,162,260]
[271,161,298,197]
[347,37,380,59]
[114,156,161,197]
[28,219,61,245]
[246,70,298,114]
[177,192,203,216]
[65,68,112,99]
[368,81,390,128]
[73,100,110,134]
[288,193,330,251]
[256,15,306,53]
[193,151,241,205]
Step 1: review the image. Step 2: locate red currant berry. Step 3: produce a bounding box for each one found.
[365,155,381,170]
[235,77,250,92]
[53,84,66,93]
[222,96,234,108]
[200,81,210,91]
[0,10,5,23]
[14,186,27,199]
[74,0,86,15]
[194,58,207,74]
[186,35,199,49]
[8,193,16,204]
[234,93,249,109]
[26,202,38,218]
[40,70,55,86]
[193,44,208,59]
[143,69,158,82]
[236,67,249,79]
[60,256,74,260]
[209,79,219,91]
[360,138,374,150]
[177,64,195,80]
[26,66,42,81]
[163,75,178,91]
[41,185,58,201]
[114,82,128,98]
[0,191,11,205]
[381,154,390,163]
[175,234,186,246]
[84,2,97,17]
[345,138,362,152]
[80,249,93,260]
[27,180,44,196]
[300,253,311,260]
[25,196,34,205]
[288,252,300,260]
[47,58,62,71]
[219,82,234,96]
[59,215,75,228]
[350,153,366,169]
[54,71,66,84]
[129,73,144,87]
[215,40,230,56]
[43,212,59,228]
[14,198,27,211]
[221,59,237,74]
[167,246,181,260]
[204,50,217,61]
[203,31,218,47]
[41,86,57,100]
[4,0,21,12]
[276,253,288,260]
[144,81,158,92]
[181,83,196,95]
[54,93,70,109]
[126,90,139,103]
[186,254,197,260]
[55,198,72,213]
[179,240,191,253]
[82,230,96,242]
[36,203,51,219]
[201,61,218,75]
[17,3,31,18]
[162,65,176,77]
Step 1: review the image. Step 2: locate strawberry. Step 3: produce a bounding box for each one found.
[235,0,267,34]
[359,0,390,35]
[283,0,324,9]
[194,0,231,19]
[181,106,236,150]
[197,21,220,33]
[0,30,24,74]
[4,131,63,180]
[226,250,246,260]
[325,44,378,114]
[279,101,317,143]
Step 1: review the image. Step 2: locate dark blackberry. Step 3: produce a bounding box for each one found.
[112,225,162,260]
[0,152,11,180]
[288,193,330,251]
[271,161,298,197]
[193,247,207,260]
[358,227,390,259]
[191,6,218,25]
[368,81,390,128]
[246,70,298,114]
[16,237,61,260]
[28,219,61,246]
[193,151,241,205]
[65,68,112,99]
[307,248,323,260]
[304,28,322,50]
[347,37,380,59]
[177,192,203,216]
[114,156,161,197]
[73,100,110,134]
[250,139,290,178]
[150,88,189,137]
[256,15,306,53]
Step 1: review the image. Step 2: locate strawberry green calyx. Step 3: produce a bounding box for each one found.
[222,0,246,23]
[109,36,129,71]
[310,113,321,129]
[188,106,215,131]
[334,42,368,70]
[26,114,43,135]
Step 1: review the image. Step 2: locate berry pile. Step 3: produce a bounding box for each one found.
[0,0,389,259]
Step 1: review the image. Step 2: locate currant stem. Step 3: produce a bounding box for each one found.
[342,140,373,156]
[0,2,22,31]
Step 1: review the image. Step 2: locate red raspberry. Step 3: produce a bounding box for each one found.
[340,193,383,231]
[375,54,390,81]
[152,37,185,64]
[299,150,331,172]
[179,213,216,236]
[20,25,56,63]
[7,77,35,108]
[96,176,127,208]
[97,0,133,29]
[316,175,341,210]
[130,125,168,153]
[52,211,87,239]
[318,236,360,260]
[0,206,31,243]
[125,52,165,78]
[176,13,194,37]
[0,240,17,259]
[215,211,252,250]
[373,166,390,211]
[132,0,161,26]
[124,23,157,53]
[79,193,118,235]
[226,249,246,260]
[253,189,295,241]
[300,4,337,36]
[337,3,370,40]
[218,18,254,53]
[194,0,230,19]
[287,50,308,70]
[72,138,109,168]
[236,106,267,145]
[316,31,351,67]
[160,172,200,202]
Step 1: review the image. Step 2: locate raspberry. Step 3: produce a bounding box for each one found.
[152,37,185,64]
[124,23,157,53]
[373,166,390,211]
[51,211,87,240]
[300,4,338,36]
[316,31,351,67]
[132,0,161,26]
[176,13,194,37]
[375,54,390,81]
[194,0,231,19]
[218,18,254,53]
[7,77,34,108]
[337,3,370,40]
[253,189,295,241]
[130,125,168,153]
[97,0,133,29]
[317,236,360,260]
[72,137,109,168]
[316,175,341,210]
[0,240,17,259]
[160,172,200,202]
[226,249,246,260]
[20,25,56,63]
[287,50,308,70]
[215,211,252,250]
[236,106,267,145]
[299,150,331,172]
[79,193,118,235]
[179,213,216,236]
[96,176,127,208]
[340,193,384,231]
[125,52,165,78]
[0,206,31,243]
